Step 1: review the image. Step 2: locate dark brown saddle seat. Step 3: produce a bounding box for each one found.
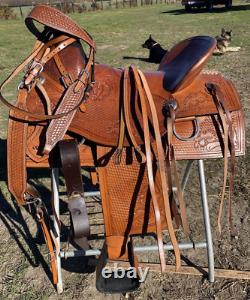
[159,36,216,92]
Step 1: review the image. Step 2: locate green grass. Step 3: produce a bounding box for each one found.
[1,3,250,70]
[0,2,249,134]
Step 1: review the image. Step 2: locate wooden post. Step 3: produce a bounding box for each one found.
[101,0,104,9]
[110,261,250,281]
[19,6,23,18]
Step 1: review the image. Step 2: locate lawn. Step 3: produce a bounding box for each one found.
[0,3,250,134]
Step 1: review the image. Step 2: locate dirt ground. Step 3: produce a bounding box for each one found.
[0,13,250,300]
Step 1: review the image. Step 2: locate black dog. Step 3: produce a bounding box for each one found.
[142,35,167,63]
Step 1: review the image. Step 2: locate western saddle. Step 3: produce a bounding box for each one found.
[0,4,245,293]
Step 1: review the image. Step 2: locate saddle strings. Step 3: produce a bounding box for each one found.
[116,66,186,270]
[206,83,236,236]
[166,107,190,236]
[114,69,146,165]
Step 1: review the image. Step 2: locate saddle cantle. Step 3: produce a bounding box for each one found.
[0,4,245,293]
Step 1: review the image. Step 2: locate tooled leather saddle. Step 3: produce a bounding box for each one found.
[0,5,245,293]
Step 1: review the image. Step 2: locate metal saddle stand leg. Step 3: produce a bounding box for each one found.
[51,157,214,294]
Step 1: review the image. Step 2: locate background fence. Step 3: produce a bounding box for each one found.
[0,0,179,19]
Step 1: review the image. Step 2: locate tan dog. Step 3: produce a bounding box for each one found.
[213,28,241,54]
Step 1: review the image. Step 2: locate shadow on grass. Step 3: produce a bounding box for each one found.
[161,4,250,15]
[0,138,56,284]
[0,138,96,285]
[123,56,158,64]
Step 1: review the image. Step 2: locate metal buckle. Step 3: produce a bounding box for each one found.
[17,81,25,90]
[18,61,44,91]
[61,73,73,88]
[24,194,42,207]
[29,61,44,76]
[79,69,89,81]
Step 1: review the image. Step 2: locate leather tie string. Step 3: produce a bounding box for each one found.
[120,66,182,271]
[206,83,236,236]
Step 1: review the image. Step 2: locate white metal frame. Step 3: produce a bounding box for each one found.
[51,159,214,293]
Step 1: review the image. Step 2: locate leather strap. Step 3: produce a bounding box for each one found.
[53,52,73,87]
[36,205,58,285]
[44,48,95,154]
[166,106,190,235]
[114,73,126,164]
[59,140,90,247]
[206,83,236,235]
[133,67,181,270]
[7,89,29,205]
[123,70,146,163]
[129,66,167,270]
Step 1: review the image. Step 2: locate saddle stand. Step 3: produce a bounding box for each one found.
[50,158,214,294]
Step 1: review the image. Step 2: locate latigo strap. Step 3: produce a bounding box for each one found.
[59,139,90,249]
